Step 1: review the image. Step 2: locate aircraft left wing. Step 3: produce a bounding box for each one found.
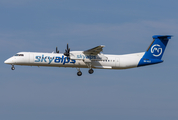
[83,45,105,55]
[70,45,107,60]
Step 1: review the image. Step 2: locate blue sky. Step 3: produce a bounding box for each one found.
[0,0,178,120]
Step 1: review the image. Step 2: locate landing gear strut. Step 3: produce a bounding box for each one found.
[86,62,94,74]
[11,65,15,70]
[76,68,82,76]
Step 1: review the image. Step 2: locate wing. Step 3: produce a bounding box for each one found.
[83,45,105,55]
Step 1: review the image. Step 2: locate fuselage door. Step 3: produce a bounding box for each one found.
[30,53,34,63]
[115,57,120,67]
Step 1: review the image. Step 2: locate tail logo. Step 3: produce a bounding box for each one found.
[151,44,162,57]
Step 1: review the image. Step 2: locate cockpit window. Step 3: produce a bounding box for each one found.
[14,54,24,56]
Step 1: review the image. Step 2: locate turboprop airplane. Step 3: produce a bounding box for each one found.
[4,35,172,76]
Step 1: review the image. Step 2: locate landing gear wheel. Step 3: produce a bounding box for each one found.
[88,69,94,74]
[77,71,82,76]
[11,66,15,70]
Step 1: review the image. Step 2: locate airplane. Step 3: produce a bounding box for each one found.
[4,35,172,76]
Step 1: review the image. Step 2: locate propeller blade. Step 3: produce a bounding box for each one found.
[67,43,69,50]
[56,47,59,53]
[63,44,70,57]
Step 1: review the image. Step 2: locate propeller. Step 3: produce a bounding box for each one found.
[56,47,59,53]
[64,43,70,57]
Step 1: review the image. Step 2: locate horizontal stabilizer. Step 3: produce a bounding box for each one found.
[152,35,172,40]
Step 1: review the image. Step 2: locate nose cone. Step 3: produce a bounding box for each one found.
[4,58,12,64]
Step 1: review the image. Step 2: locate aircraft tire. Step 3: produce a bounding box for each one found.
[88,69,94,74]
[77,71,82,76]
[11,67,15,70]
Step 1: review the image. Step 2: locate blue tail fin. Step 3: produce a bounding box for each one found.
[138,35,172,67]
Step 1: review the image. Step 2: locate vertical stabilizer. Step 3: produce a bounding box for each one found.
[138,35,172,67]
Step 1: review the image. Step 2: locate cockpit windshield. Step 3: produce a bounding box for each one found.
[14,54,24,56]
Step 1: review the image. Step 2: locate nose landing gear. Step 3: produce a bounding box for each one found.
[11,65,15,70]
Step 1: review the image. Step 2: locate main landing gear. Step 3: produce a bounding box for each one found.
[86,62,94,75]
[76,68,94,76]
[77,71,82,76]
[11,65,15,70]
[76,68,82,76]
[88,69,94,74]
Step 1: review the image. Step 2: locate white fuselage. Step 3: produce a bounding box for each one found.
[4,35,171,76]
[4,51,145,69]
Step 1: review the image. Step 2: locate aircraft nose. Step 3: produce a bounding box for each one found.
[4,58,12,64]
